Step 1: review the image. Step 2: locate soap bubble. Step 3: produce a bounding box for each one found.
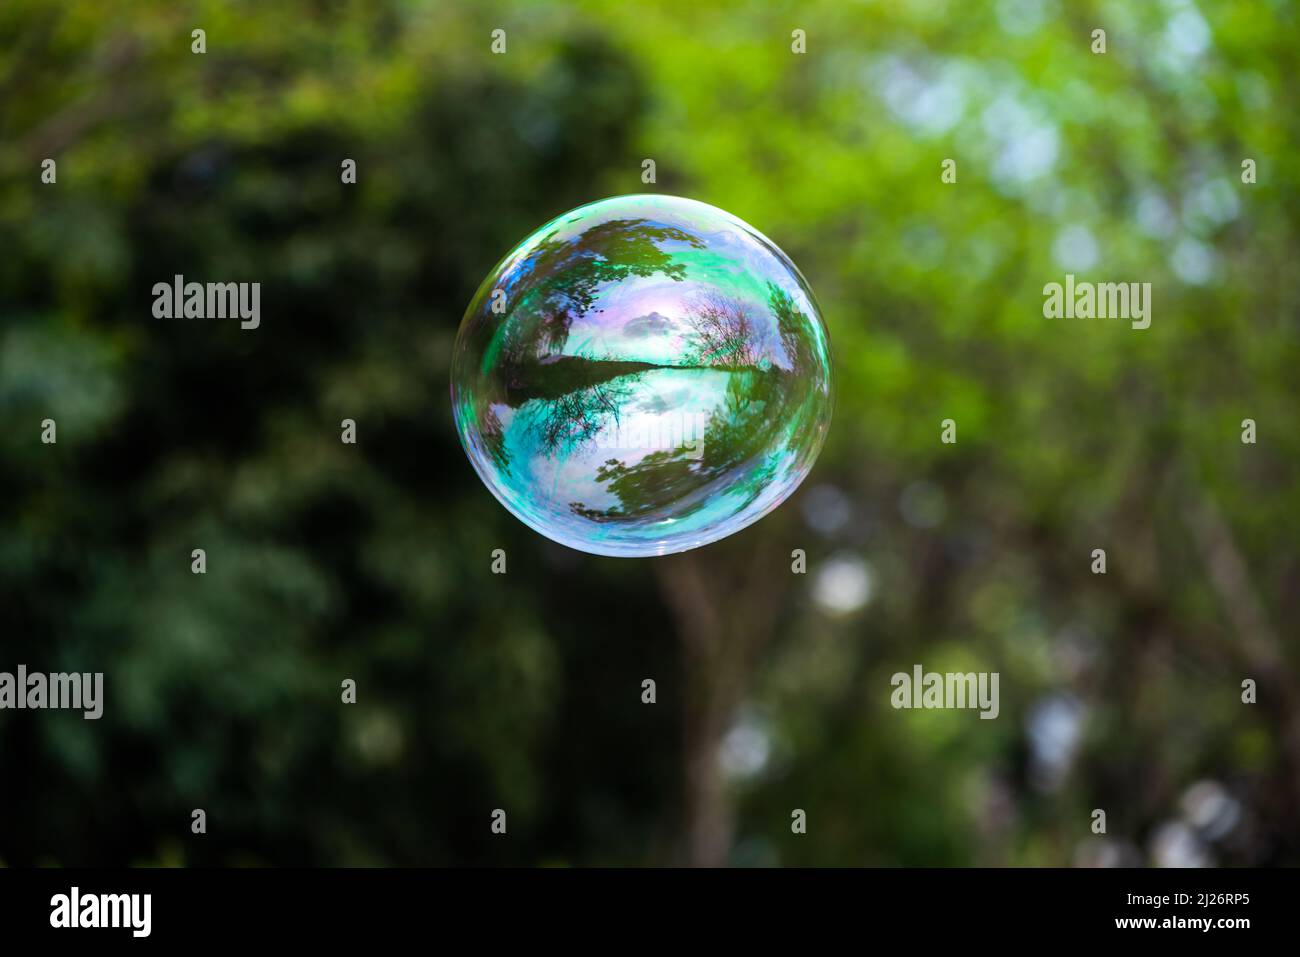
[451,194,833,557]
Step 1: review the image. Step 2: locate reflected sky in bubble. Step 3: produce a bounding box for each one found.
[451,194,833,557]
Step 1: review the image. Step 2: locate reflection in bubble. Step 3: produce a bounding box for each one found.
[452,195,833,557]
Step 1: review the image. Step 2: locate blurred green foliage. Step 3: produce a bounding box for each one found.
[0,0,1297,866]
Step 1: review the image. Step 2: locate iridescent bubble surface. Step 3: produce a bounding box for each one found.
[451,194,833,557]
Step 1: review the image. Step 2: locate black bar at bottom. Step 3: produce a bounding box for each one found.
[0,867,1278,943]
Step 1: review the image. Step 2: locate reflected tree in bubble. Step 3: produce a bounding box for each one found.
[452,194,833,557]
